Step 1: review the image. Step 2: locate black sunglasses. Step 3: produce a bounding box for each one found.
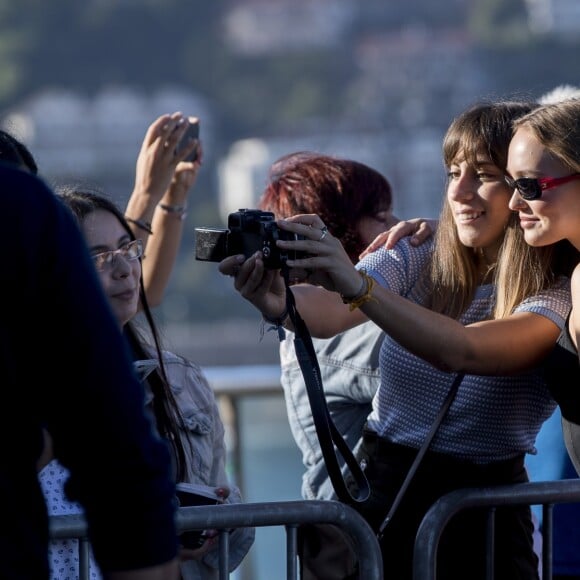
[505,173,580,200]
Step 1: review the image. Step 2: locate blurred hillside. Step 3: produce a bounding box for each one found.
[1,0,579,339]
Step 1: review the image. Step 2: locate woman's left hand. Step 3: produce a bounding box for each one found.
[178,531,219,561]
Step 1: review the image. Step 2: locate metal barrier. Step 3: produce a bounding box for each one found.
[413,478,580,580]
[49,499,383,580]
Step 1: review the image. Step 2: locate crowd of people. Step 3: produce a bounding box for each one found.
[0,114,254,580]
[220,94,580,579]
[2,85,580,580]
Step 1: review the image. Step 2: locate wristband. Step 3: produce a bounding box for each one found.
[159,202,188,215]
[125,217,153,235]
[340,269,377,311]
[261,308,289,342]
[263,307,289,328]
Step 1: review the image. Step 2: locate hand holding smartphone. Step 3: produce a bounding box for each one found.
[175,117,200,162]
[175,482,220,550]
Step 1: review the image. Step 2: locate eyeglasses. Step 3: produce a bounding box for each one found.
[505,173,580,200]
[92,239,143,271]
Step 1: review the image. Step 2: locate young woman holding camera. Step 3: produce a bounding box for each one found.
[219,100,575,580]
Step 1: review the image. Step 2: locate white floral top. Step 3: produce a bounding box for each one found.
[39,460,102,579]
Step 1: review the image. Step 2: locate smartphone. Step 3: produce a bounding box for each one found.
[176,117,200,162]
[175,482,220,550]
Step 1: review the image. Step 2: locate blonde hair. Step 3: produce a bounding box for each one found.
[513,99,580,175]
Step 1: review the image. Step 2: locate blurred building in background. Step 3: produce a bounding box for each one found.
[1,3,578,576]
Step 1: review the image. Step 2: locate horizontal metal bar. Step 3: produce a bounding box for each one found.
[50,499,383,580]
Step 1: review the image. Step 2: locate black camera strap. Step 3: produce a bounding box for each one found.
[377,370,464,537]
[282,272,370,505]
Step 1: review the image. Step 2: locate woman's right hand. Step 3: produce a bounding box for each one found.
[132,112,191,202]
[218,253,288,321]
[178,531,219,561]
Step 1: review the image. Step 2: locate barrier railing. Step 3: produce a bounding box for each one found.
[49,499,383,580]
[413,478,580,580]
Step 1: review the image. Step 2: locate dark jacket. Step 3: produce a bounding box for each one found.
[0,164,178,578]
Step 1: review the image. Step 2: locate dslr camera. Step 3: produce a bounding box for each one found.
[195,208,307,269]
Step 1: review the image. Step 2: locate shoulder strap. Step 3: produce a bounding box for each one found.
[283,273,370,504]
[378,371,465,537]
[279,271,463,513]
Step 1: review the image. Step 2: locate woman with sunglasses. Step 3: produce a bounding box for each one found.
[506,98,580,477]
[39,186,254,580]
[219,100,576,580]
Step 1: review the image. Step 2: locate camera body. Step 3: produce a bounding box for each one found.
[195,208,307,269]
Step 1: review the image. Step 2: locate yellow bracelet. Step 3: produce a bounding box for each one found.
[341,269,377,311]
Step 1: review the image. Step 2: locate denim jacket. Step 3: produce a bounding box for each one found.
[40,349,254,580]
[279,322,383,500]
[153,350,255,580]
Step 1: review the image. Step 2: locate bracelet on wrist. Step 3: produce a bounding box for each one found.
[125,217,153,235]
[263,307,289,327]
[340,269,377,311]
[159,202,188,215]
[261,308,289,342]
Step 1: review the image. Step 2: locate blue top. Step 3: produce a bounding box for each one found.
[358,239,571,463]
[0,165,177,577]
[526,408,580,575]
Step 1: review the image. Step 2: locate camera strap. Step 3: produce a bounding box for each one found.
[377,370,464,537]
[282,271,370,505]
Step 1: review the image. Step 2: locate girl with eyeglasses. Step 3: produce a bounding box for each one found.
[506,98,580,478]
[39,187,254,580]
[219,100,577,580]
